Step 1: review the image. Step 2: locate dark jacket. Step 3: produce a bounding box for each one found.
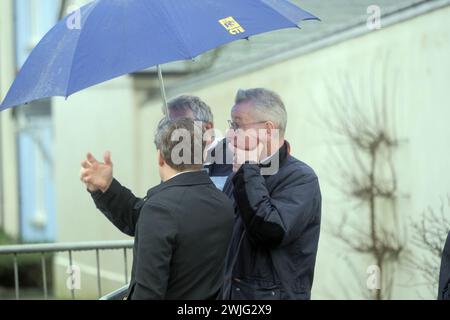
[91,171,234,300]
[438,232,450,300]
[222,142,322,300]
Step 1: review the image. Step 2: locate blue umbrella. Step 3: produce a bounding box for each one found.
[0,0,318,112]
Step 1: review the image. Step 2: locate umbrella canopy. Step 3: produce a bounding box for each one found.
[0,0,318,111]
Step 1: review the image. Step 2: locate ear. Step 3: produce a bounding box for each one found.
[265,121,276,136]
[204,122,214,131]
[204,124,216,147]
[157,150,165,167]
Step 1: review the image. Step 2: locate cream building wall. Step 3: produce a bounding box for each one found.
[52,5,450,299]
[52,77,137,298]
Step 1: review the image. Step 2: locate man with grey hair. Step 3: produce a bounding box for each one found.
[168,95,234,189]
[165,95,214,125]
[81,118,234,299]
[222,88,322,300]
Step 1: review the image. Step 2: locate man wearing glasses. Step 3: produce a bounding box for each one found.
[222,88,322,300]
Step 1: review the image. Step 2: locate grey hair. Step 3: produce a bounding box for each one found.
[166,95,214,124]
[235,88,287,136]
[154,117,205,172]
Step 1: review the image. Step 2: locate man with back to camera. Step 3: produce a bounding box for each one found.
[81,118,234,299]
[222,88,322,300]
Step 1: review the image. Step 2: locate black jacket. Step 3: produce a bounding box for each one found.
[91,171,234,300]
[438,232,450,300]
[222,142,322,300]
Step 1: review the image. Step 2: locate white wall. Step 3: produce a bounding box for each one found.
[53,76,137,298]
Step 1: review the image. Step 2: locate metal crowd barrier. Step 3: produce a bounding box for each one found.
[0,240,134,300]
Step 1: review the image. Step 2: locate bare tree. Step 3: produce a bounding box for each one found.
[407,196,450,297]
[320,71,406,299]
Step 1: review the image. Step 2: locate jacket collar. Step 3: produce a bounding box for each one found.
[146,170,211,198]
[259,141,290,170]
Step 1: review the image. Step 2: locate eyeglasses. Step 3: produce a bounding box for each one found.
[228,120,267,130]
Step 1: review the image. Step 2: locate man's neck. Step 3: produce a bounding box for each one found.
[264,139,285,161]
[164,169,199,182]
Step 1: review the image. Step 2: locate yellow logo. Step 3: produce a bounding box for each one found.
[219,17,245,35]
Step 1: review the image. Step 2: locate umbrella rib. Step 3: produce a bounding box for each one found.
[259,0,319,26]
[155,2,194,60]
[64,0,102,98]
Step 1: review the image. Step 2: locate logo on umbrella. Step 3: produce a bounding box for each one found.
[219,17,245,35]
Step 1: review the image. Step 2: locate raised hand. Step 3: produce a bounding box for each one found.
[226,128,265,173]
[80,151,114,193]
[228,141,265,173]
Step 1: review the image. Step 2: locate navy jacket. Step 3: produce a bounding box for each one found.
[92,171,234,300]
[222,142,322,300]
[438,232,450,300]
